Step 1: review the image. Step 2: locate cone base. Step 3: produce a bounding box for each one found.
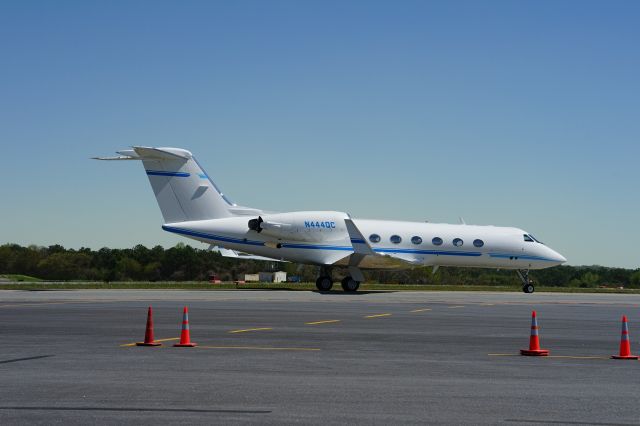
[173,343,197,347]
[136,342,162,346]
[611,355,638,360]
[520,349,549,356]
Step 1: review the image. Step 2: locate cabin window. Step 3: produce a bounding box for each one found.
[453,238,464,247]
[524,234,534,242]
[390,235,402,244]
[369,234,381,243]
[432,237,443,246]
[473,239,484,248]
[411,236,422,245]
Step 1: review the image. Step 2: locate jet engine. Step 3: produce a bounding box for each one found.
[247,212,347,242]
[248,216,293,236]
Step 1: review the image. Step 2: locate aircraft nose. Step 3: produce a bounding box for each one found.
[551,249,567,264]
[540,245,566,265]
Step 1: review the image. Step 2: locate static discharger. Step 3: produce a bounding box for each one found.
[174,306,197,347]
[611,315,639,360]
[136,306,162,347]
[520,310,549,356]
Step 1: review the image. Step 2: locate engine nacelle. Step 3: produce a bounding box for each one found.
[247,212,347,242]
[248,216,293,233]
[247,217,263,232]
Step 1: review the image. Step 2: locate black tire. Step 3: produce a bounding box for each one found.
[523,284,535,294]
[316,276,333,292]
[341,276,360,292]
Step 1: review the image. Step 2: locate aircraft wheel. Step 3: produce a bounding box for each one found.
[522,283,535,294]
[316,276,333,292]
[341,277,360,292]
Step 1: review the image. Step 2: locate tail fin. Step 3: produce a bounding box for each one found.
[95,147,239,223]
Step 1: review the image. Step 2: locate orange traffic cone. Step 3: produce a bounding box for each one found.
[136,306,162,346]
[520,310,549,356]
[173,306,197,347]
[611,315,638,360]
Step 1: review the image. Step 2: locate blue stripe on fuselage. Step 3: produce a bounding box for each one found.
[280,242,353,251]
[489,253,558,262]
[374,248,482,257]
[146,170,190,177]
[161,226,488,257]
[162,226,265,246]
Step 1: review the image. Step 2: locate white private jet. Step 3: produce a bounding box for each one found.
[95,147,566,293]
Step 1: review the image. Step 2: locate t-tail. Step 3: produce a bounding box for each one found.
[94,147,259,223]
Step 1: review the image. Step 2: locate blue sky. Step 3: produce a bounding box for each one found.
[0,1,638,268]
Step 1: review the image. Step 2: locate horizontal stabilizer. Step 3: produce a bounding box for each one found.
[133,146,190,160]
[93,147,191,161]
[92,155,141,161]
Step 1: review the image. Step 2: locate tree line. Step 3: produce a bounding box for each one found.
[1,243,639,288]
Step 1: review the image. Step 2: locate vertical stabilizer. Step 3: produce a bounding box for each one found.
[136,147,235,223]
[95,147,236,223]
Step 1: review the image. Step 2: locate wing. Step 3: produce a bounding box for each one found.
[209,245,287,262]
[335,219,424,269]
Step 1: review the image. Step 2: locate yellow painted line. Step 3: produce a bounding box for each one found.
[228,327,273,334]
[305,319,341,325]
[488,353,608,360]
[197,346,320,351]
[120,337,179,347]
[481,303,495,306]
[410,308,432,313]
[364,313,392,319]
[448,305,465,309]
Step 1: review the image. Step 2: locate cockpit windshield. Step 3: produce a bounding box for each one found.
[523,234,543,244]
[529,234,543,244]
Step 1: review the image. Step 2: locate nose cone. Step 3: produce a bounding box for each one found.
[533,244,566,266]
[549,248,567,265]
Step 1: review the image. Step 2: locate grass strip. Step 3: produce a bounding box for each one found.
[1,282,639,294]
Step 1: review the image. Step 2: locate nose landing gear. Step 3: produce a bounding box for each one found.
[517,269,535,293]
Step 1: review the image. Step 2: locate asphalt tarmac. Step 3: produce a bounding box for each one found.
[1,289,640,425]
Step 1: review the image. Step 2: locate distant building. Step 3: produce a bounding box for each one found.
[273,271,287,283]
[244,274,260,282]
[253,271,288,283]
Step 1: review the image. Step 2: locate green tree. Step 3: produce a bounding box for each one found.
[580,272,600,288]
[115,258,142,281]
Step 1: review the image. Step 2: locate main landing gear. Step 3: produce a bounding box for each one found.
[341,276,360,292]
[315,266,333,291]
[315,266,361,292]
[517,269,535,294]
[315,276,333,292]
